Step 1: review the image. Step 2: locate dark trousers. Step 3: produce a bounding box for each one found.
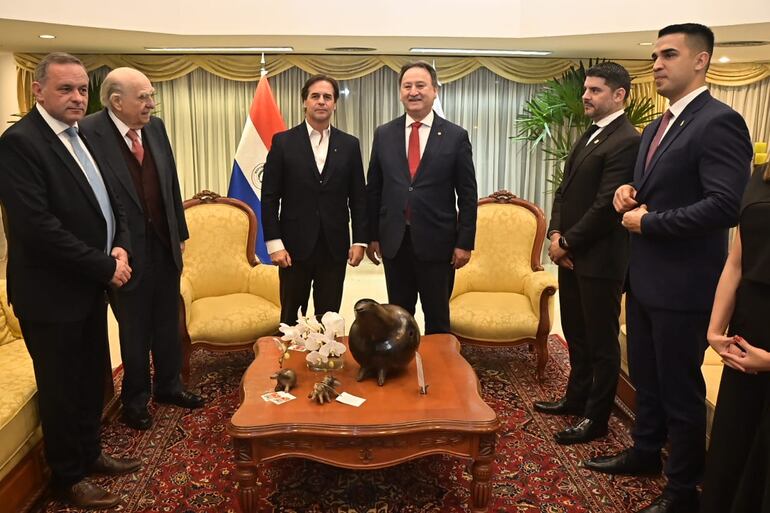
[558,269,622,426]
[110,231,182,414]
[627,291,708,495]
[383,228,454,335]
[279,236,346,325]
[19,295,109,486]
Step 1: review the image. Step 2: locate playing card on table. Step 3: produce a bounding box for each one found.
[261,391,296,404]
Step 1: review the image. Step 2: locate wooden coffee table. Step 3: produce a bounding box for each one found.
[228,334,500,513]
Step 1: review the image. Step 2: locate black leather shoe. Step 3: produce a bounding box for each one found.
[53,480,121,509]
[155,390,204,409]
[121,408,152,430]
[583,448,662,476]
[554,418,608,445]
[89,452,141,476]
[533,397,584,416]
[636,491,699,513]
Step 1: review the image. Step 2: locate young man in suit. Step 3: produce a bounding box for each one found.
[584,24,753,513]
[261,75,367,325]
[80,67,203,432]
[535,62,640,445]
[0,53,140,508]
[366,61,477,334]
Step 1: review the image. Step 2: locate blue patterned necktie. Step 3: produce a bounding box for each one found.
[64,126,115,252]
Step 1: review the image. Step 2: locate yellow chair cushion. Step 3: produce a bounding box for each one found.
[0,339,41,482]
[450,291,539,342]
[183,203,255,301]
[188,293,280,345]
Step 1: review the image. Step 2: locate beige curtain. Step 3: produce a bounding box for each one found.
[15,53,770,112]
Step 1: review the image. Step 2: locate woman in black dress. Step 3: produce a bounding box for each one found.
[701,161,770,513]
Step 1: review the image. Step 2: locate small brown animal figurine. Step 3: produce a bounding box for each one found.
[270,369,297,393]
[348,298,420,386]
[308,375,341,404]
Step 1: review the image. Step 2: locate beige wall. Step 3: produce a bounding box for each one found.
[0,52,17,278]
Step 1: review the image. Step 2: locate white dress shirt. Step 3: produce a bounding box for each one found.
[405,110,434,158]
[587,109,626,145]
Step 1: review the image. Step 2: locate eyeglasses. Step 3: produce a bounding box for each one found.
[137,92,156,103]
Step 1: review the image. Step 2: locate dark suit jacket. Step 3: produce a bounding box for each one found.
[630,91,752,311]
[261,123,367,262]
[366,113,478,262]
[0,107,130,321]
[80,109,189,287]
[548,114,640,280]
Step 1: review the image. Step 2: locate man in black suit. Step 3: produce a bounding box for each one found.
[584,24,752,513]
[366,62,477,334]
[261,75,367,325]
[535,62,640,445]
[80,67,203,432]
[0,53,140,509]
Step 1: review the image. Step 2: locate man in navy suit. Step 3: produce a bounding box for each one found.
[0,53,140,508]
[80,67,203,432]
[366,61,477,334]
[584,24,752,513]
[261,75,367,325]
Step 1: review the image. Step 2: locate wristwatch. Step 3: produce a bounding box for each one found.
[558,236,569,250]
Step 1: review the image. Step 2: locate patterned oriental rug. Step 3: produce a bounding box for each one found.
[31,336,665,513]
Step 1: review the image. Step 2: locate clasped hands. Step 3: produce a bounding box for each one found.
[547,234,573,270]
[613,184,647,234]
[110,247,131,288]
[708,333,770,375]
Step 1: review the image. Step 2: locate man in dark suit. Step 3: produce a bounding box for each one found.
[535,62,640,445]
[0,53,140,508]
[80,67,203,432]
[261,74,367,325]
[366,62,477,335]
[584,24,752,513]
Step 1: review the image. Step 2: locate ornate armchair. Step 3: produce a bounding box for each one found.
[449,190,558,380]
[180,191,280,381]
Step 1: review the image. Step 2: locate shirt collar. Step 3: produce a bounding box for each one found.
[668,85,709,118]
[406,110,434,129]
[593,109,625,128]
[36,103,76,136]
[305,120,331,138]
[108,109,138,139]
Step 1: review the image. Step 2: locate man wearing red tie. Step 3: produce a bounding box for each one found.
[366,62,478,334]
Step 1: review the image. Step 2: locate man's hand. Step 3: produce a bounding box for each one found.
[110,248,132,288]
[451,248,471,269]
[621,204,648,234]
[270,249,292,268]
[547,234,573,270]
[348,245,365,267]
[366,241,382,265]
[613,184,639,214]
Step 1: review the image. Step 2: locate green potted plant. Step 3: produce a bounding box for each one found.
[514,60,658,188]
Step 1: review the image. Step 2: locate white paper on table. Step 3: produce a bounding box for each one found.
[336,392,366,407]
[261,391,296,404]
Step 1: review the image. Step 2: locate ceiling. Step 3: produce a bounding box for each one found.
[1,18,769,63]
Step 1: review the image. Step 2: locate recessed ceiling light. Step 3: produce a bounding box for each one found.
[38,34,56,39]
[638,42,653,46]
[410,48,551,56]
[145,46,293,53]
[718,56,731,63]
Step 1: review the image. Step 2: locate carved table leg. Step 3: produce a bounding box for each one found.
[233,439,259,513]
[470,434,496,513]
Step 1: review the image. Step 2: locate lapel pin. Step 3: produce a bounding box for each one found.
[334,148,337,152]
[593,139,600,144]
[437,132,442,136]
[680,120,685,127]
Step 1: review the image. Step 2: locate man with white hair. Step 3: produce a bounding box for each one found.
[81,67,203,432]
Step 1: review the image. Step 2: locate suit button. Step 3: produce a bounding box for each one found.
[408,186,413,192]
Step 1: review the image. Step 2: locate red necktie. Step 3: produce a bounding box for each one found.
[644,109,673,171]
[408,121,422,179]
[126,129,144,164]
